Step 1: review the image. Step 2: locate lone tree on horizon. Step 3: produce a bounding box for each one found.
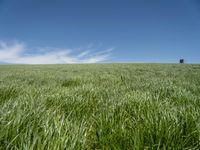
[180,59,184,64]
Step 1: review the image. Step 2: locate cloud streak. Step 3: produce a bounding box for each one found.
[0,41,113,64]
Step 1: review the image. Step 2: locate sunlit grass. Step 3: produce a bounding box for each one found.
[0,64,200,149]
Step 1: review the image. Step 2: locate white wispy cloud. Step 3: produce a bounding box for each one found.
[0,41,113,64]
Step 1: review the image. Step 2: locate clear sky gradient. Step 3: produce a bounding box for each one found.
[0,0,200,64]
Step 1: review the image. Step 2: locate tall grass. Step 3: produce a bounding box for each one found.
[0,64,200,149]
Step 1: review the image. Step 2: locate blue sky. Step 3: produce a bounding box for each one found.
[0,0,200,64]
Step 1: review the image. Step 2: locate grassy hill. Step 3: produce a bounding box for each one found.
[0,64,200,149]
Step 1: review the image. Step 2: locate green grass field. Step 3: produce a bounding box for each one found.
[0,64,200,149]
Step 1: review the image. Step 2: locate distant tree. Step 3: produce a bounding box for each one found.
[179,59,184,64]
